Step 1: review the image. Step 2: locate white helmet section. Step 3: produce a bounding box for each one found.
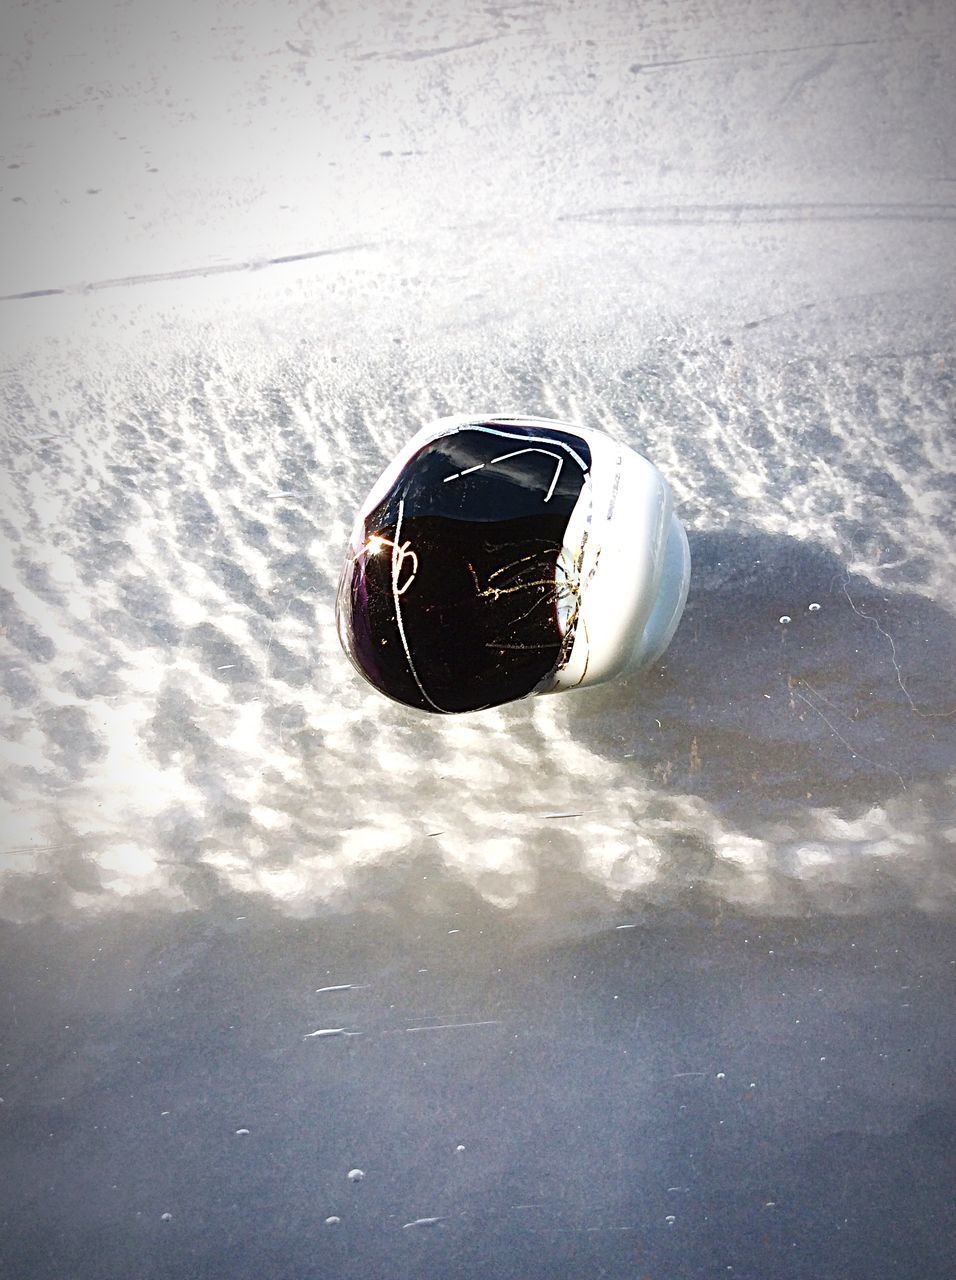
[547,423,688,692]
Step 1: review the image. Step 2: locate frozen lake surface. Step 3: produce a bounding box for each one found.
[1,0,955,1276]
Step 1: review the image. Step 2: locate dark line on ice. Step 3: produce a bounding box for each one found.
[0,242,378,302]
[354,35,497,62]
[268,246,373,266]
[629,36,890,73]
[559,203,956,227]
[3,288,67,300]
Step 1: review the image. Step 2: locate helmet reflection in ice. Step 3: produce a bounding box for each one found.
[336,416,690,714]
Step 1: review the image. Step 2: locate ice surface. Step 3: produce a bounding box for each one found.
[1,0,955,1276]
